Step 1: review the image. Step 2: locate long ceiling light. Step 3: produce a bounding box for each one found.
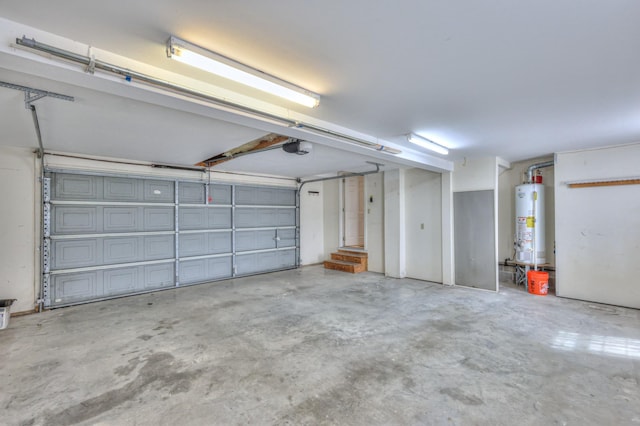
[166,36,320,108]
[407,133,449,155]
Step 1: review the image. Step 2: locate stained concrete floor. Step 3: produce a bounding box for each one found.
[1,266,639,426]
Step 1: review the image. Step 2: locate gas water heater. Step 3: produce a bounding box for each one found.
[515,183,545,264]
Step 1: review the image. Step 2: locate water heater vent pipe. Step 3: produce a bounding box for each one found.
[527,160,554,183]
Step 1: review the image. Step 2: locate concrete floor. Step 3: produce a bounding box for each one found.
[1,266,639,426]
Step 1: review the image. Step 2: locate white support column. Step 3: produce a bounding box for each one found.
[441,171,454,285]
[384,169,406,278]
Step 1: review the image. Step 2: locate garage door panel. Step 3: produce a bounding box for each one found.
[209,232,232,254]
[51,239,99,269]
[278,249,297,268]
[235,186,295,206]
[103,237,139,264]
[277,209,296,226]
[103,267,139,295]
[236,229,276,252]
[144,235,174,260]
[179,256,232,284]
[143,207,174,231]
[235,208,294,228]
[47,173,298,307]
[235,186,257,205]
[179,182,205,204]
[103,177,139,201]
[236,250,292,275]
[180,207,206,230]
[52,272,99,305]
[103,207,138,232]
[144,180,174,202]
[174,232,232,257]
[53,174,98,200]
[208,208,232,229]
[53,206,98,234]
[277,229,296,248]
[210,185,232,205]
[276,189,296,206]
[144,263,174,289]
[180,233,207,257]
[206,257,232,281]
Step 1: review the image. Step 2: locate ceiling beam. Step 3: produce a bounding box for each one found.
[196,134,289,167]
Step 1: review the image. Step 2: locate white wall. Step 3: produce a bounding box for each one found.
[322,179,341,260]
[0,147,38,313]
[498,156,555,265]
[453,157,498,192]
[384,169,406,278]
[555,143,640,309]
[365,173,384,273]
[404,169,442,282]
[299,181,324,265]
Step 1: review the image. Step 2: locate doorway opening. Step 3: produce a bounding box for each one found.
[342,175,365,249]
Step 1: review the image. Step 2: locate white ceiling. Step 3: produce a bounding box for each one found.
[1,1,640,175]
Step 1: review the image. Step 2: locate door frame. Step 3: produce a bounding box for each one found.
[339,175,366,250]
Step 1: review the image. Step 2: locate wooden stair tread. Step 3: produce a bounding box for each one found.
[338,249,368,256]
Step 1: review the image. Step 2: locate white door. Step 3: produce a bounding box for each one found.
[343,176,364,247]
[404,169,442,282]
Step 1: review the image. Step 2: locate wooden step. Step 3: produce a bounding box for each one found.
[338,248,368,256]
[331,252,368,269]
[323,259,366,274]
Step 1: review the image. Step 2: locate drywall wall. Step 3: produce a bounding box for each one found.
[322,179,340,260]
[498,156,555,265]
[404,168,442,282]
[299,181,324,265]
[0,146,38,313]
[452,157,499,291]
[365,173,384,273]
[555,143,640,309]
[384,169,405,278]
[453,157,497,192]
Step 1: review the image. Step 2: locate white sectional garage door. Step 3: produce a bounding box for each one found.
[43,172,298,307]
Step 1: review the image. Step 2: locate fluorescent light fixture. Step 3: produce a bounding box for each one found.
[166,36,320,108]
[407,133,449,155]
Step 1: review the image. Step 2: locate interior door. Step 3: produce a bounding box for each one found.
[453,190,497,291]
[343,176,364,247]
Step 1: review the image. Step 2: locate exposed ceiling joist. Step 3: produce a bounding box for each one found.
[197,134,289,167]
